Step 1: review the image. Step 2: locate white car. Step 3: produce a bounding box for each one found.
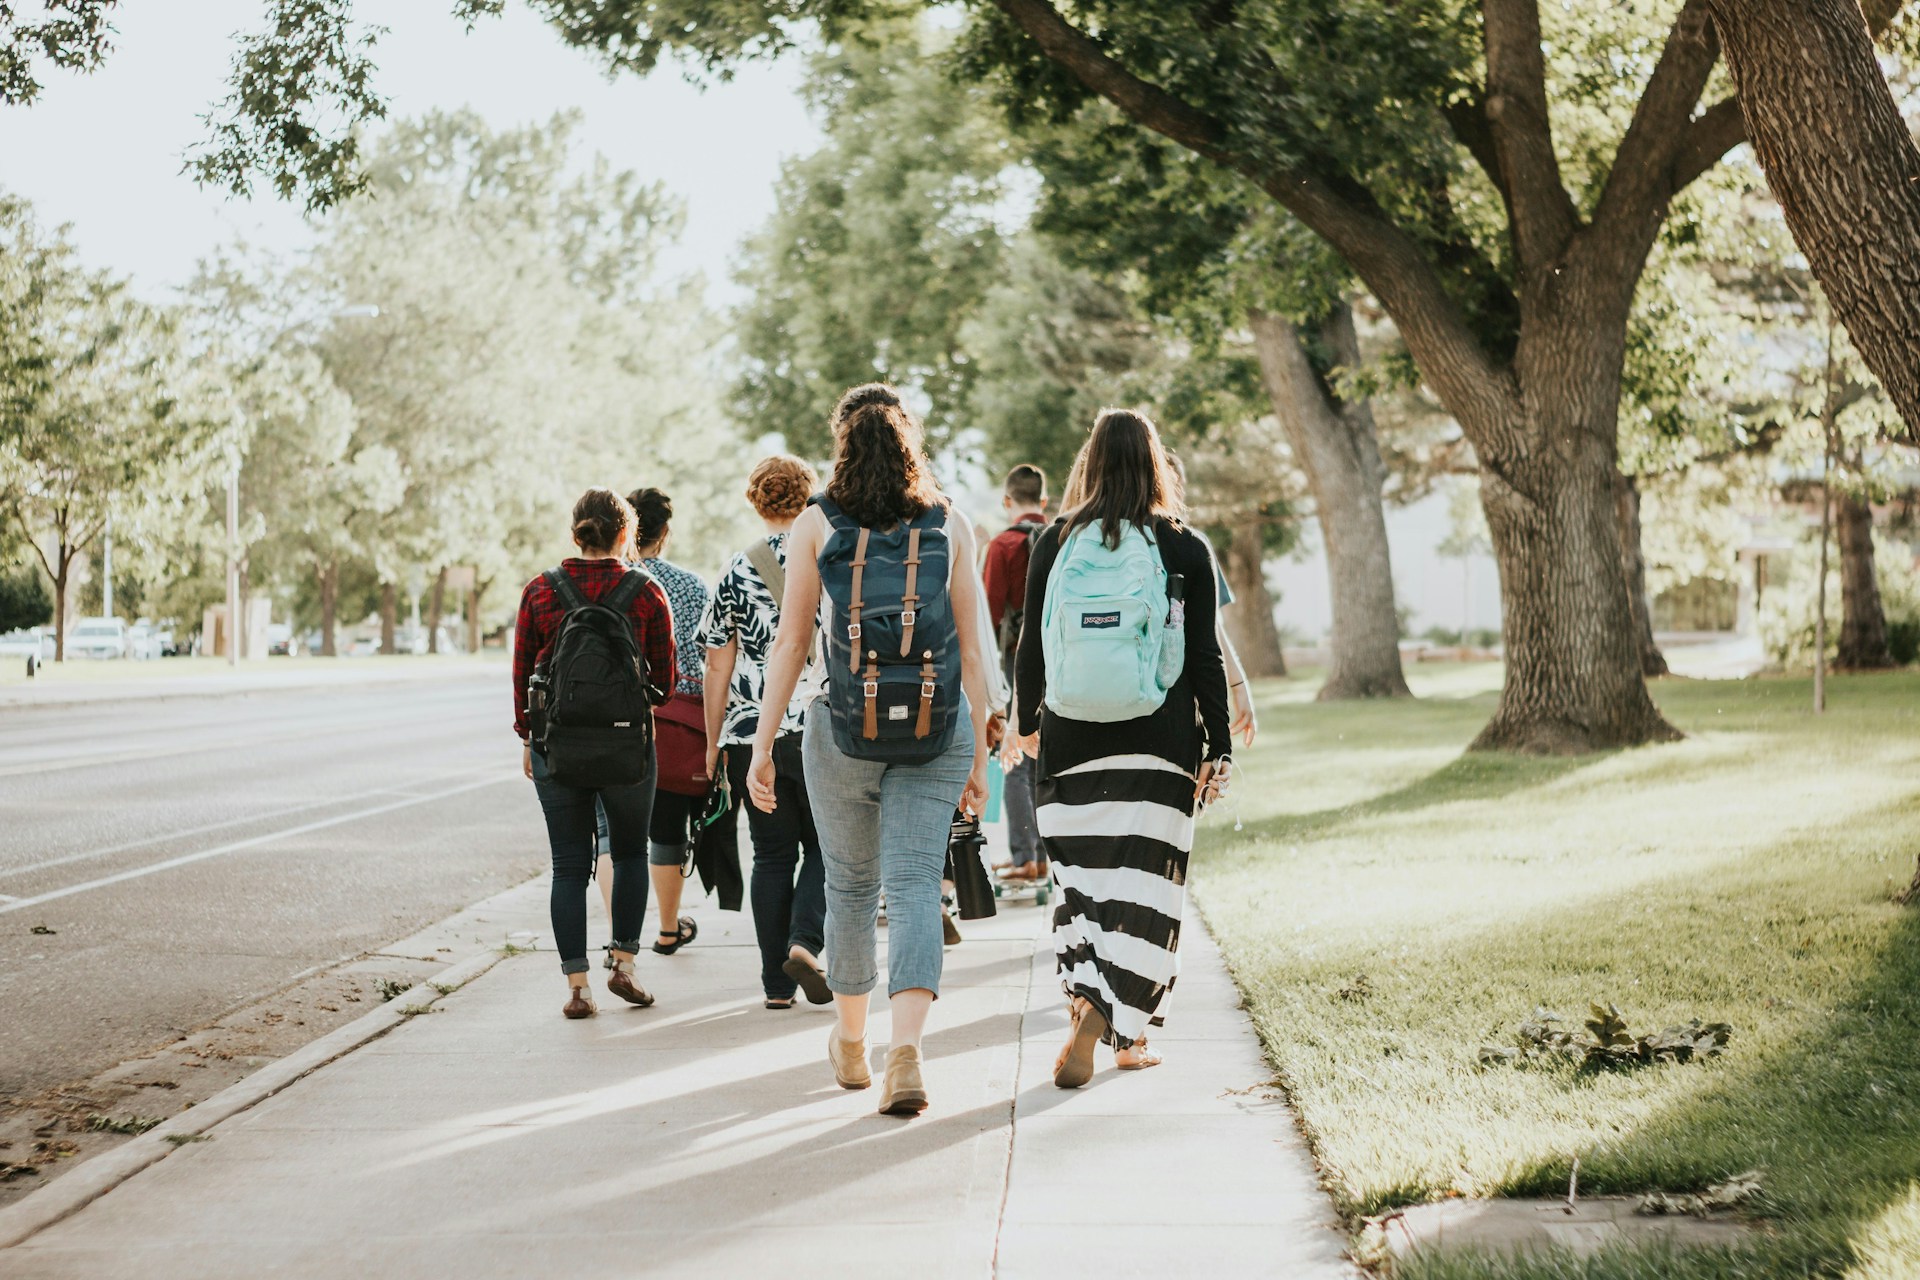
[67,617,128,660]
[0,628,55,665]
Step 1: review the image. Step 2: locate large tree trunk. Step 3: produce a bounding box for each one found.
[379,582,397,656]
[1615,474,1669,678]
[426,566,448,655]
[1708,0,1920,440]
[318,559,338,657]
[1835,491,1894,670]
[1469,317,1681,753]
[1219,513,1287,678]
[1249,307,1410,700]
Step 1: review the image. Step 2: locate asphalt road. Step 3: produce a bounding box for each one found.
[0,671,546,1099]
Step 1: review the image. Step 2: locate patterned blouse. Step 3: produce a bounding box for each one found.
[643,557,709,698]
[698,533,826,745]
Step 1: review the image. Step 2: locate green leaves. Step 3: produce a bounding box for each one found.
[1479,1002,1734,1071]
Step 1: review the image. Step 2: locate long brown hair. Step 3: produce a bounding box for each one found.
[1062,409,1183,549]
[824,383,944,527]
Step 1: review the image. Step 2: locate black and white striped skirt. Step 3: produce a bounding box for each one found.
[1035,751,1196,1048]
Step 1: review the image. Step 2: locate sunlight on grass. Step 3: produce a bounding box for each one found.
[1195,667,1920,1278]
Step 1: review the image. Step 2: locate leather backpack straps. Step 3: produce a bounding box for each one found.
[899,527,922,657]
[847,526,871,674]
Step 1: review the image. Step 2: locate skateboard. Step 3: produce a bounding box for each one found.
[993,871,1052,907]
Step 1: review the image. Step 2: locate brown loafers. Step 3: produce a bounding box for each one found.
[563,986,597,1019]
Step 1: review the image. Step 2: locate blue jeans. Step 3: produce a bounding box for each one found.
[1003,754,1040,866]
[595,789,698,867]
[533,751,655,974]
[803,697,974,998]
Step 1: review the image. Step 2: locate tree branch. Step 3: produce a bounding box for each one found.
[1670,96,1747,193]
[1481,0,1579,268]
[989,0,1523,447]
[1588,0,1719,263]
[1443,95,1514,215]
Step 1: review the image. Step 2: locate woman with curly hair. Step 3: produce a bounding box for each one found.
[698,455,833,1009]
[748,385,993,1117]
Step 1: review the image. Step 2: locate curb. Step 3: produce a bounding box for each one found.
[0,662,497,712]
[0,946,512,1251]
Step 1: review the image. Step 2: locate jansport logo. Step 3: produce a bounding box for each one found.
[1080,611,1121,629]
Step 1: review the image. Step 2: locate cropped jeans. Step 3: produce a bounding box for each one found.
[803,696,974,999]
[532,751,655,975]
[738,732,827,1000]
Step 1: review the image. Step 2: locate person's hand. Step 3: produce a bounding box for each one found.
[747,744,778,814]
[522,743,533,780]
[1230,683,1258,747]
[999,733,1024,768]
[961,756,990,817]
[985,710,1007,751]
[1194,758,1230,806]
[703,743,721,782]
[1017,731,1040,761]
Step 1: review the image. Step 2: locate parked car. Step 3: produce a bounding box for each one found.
[0,628,55,667]
[266,623,298,656]
[67,617,128,660]
[126,620,167,660]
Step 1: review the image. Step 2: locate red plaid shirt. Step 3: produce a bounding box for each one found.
[512,558,676,740]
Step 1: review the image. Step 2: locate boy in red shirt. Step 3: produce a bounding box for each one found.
[981,464,1049,879]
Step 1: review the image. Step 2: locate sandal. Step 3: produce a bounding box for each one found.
[764,996,794,1010]
[1115,1038,1162,1071]
[652,916,698,955]
[781,951,833,1005]
[1053,996,1108,1089]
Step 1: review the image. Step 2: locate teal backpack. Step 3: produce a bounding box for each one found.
[1040,519,1175,722]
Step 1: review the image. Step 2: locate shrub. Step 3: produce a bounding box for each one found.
[0,564,51,634]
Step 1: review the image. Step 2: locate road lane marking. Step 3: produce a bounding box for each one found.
[0,711,496,779]
[0,765,499,880]
[0,775,517,915]
[0,893,18,902]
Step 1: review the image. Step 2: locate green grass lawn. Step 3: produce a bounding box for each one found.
[1194,664,1920,1278]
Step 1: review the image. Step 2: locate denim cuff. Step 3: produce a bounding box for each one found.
[609,937,642,957]
[826,967,878,997]
[560,957,590,976]
[647,840,687,868]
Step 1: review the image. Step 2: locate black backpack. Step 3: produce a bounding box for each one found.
[996,517,1048,668]
[533,567,656,788]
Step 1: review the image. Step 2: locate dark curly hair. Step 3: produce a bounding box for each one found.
[572,487,635,555]
[824,383,944,528]
[626,486,672,553]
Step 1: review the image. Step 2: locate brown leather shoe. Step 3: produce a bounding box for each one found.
[877,1044,928,1116]
[607,957,654,1007]
[828,1027,871,1090]
[563,985,596,1019]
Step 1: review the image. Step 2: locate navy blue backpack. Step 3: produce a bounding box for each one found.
[812,494,962,765]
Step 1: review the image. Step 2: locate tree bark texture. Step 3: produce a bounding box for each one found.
[1615,474,1670,677]
[1249,307,1410,700]
[1708,0,1920,440]
[1219,513,1288,679]
[1835,492,1894,670]
[52,565,68,663]
[379,582,397,656]
[427,566,447,656]
[467,579,482,655]
[318,560,338,658]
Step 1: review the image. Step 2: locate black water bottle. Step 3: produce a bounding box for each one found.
[527,671,550,745]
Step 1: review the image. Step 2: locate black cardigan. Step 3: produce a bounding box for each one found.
[1014,517,1232,767]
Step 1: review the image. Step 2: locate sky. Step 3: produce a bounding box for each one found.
[0,0,823,304]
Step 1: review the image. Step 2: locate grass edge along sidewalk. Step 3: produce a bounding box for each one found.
[1194,665,1920,1280]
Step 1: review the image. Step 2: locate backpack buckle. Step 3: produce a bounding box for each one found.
[921,679,936,698]
[848,622,862,640]
[863,679,878,698]
[901,609,916,628]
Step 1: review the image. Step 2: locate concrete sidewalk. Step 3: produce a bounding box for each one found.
[0,888,1352,1278]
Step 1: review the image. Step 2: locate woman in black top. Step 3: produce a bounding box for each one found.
[1014,409,1232,1087]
